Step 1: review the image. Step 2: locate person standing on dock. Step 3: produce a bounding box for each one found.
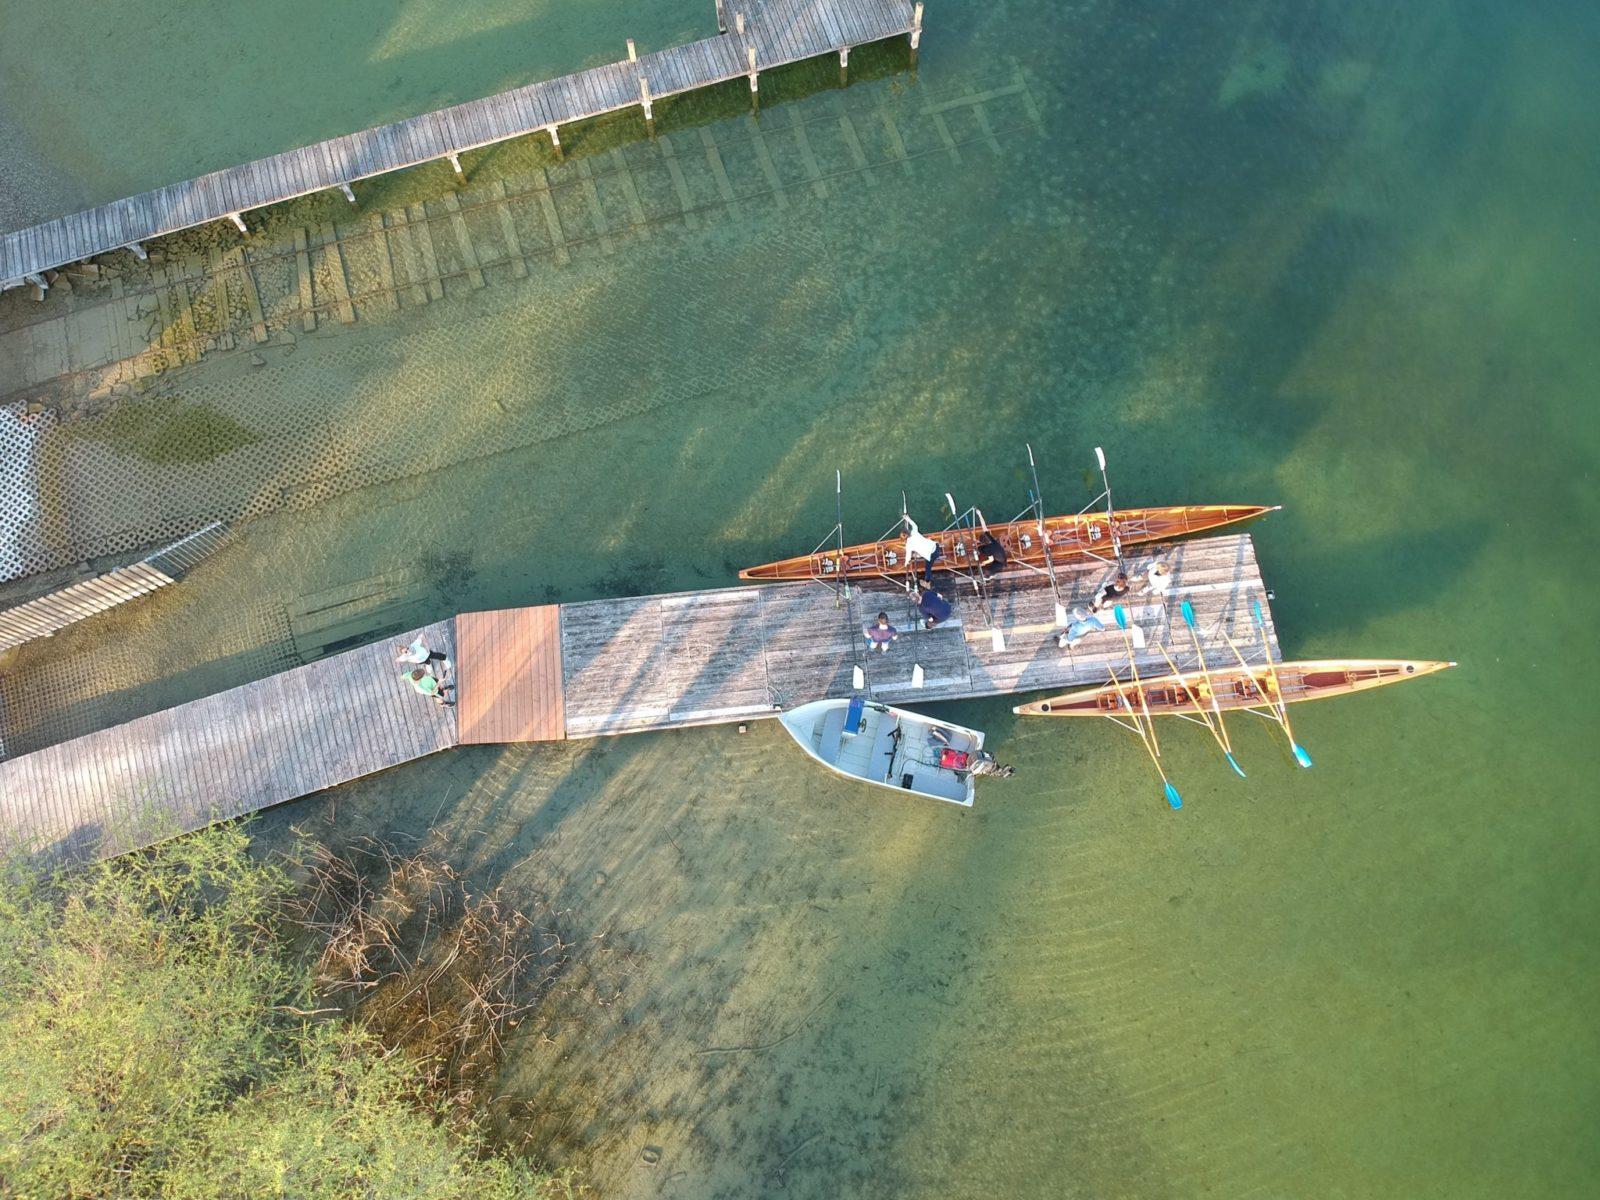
[864,612,900,653]
[396,635,450,674]
[1141,560,1173,597]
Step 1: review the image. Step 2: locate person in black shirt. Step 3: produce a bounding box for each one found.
[1091,571,1130,613]
[976,530,1008,573]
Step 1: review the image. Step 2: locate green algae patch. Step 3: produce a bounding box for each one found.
[65,393,261,466]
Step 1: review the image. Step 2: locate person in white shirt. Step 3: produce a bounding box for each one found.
[396,636,451,675]
[1142,560,1173,597]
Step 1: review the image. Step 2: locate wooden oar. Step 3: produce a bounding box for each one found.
[1178,600,1246,778]
[1026,444,1070,626]
[1112,606,1160,757]
[1215,603,1314,769]
[944,490,1004,651]
[1154,641,1248,780]
[1104,661,1183,810]
[1094,447,1125,568]
[834,470,850,605]
[1252,599,1312,768]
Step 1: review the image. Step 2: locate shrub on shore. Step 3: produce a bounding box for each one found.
[0,825,572,1199]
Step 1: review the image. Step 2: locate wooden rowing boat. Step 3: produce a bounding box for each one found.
[738,504,1275,582]
[1013,659,1457,717]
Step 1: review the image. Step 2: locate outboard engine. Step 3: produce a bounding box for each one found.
[968,751,1015,779]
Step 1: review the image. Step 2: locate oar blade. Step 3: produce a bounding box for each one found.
[1292,742,1314,769]
[1164,781,1182,809]
[990,628,1006,653]
[1054,602,1070,628]
[1113,604,1129,630]
[1225,752,1247,779]
[1181,599,1198,628]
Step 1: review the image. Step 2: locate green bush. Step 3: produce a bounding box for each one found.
[0,826,570,1200]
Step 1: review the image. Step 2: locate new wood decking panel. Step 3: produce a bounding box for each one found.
[455,606,565,744]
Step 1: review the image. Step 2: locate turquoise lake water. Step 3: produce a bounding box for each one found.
[1,0,1596,1195]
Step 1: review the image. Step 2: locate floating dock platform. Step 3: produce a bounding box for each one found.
[0,534,1277,868]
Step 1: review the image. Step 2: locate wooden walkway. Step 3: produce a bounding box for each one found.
[0,523,232,653]
[556,533,1276,735]
[0,534,1277,868]
[0,619,457,866]
[0,0,922,292]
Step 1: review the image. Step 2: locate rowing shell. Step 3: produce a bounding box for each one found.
[1013,659,1457,717]
[739,504,1275,582]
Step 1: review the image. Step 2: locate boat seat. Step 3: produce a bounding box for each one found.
[817,708,848,763]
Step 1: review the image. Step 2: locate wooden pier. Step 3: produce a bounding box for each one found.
[0,534,1278,868]
[0,0,924,294]
[0,523,232,653]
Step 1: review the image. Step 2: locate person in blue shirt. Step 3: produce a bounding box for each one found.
[915,582,953,629]
[863,612,899,653]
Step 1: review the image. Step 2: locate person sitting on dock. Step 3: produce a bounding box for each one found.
[1091,572,1131,613]
[904,518,943,582]
[915,582,953,629]
[1058,609,1106,650]
[864,612,899,653]
[405,666,454,707]
[1141,560,1173,597]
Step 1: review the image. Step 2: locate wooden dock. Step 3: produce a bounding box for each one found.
[0,534,1277,868]
[0,523,232,653]
[0,0,924,293]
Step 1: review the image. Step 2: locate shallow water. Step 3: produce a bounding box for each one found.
[2,0,1598,1195]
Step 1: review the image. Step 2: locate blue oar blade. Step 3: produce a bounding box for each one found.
[1252,599,1266,626]
[1292,742,1314,769]
[1225,752,1247,779]
[1164,782,1183,809]
[1114,604,1129,630]
[1180,599,1198,628]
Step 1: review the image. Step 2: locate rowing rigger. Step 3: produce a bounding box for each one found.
[738,450,1278,591]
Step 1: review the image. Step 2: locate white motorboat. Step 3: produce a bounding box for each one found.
[779,697,1002,807]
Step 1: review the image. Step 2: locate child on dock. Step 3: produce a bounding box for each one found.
[864,613,900,653]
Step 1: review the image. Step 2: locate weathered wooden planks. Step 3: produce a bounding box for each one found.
[0,523,232,652]
[558,533,1281,737]
[0,535,1280,872]
[1,0,922,288]
[0,619,457,866]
